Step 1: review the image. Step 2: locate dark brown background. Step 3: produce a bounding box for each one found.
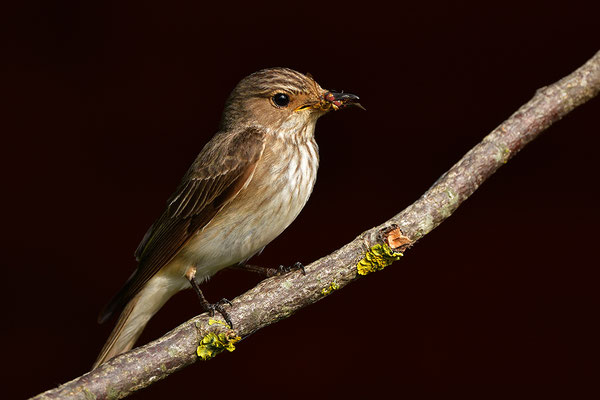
[3,1,599,398]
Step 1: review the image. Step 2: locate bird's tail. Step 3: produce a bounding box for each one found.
[92,275,180,369]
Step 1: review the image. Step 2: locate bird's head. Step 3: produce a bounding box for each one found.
[220,68,361,140]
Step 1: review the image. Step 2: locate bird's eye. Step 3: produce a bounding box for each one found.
[272,93,290,107]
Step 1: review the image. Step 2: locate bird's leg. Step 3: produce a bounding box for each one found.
[233,262,306,277]
[185,267,233,328]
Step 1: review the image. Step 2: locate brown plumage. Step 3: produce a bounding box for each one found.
[94,68,360,368]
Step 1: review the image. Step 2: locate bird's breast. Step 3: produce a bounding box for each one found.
[183,138,319,277]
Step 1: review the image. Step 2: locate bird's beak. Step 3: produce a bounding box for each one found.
[295,91,364,112]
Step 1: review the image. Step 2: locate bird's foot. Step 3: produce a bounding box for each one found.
[276,261,306,276]
[204,298,233,328]
[186,267,234,328]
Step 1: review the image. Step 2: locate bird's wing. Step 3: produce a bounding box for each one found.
[99,127,266,323]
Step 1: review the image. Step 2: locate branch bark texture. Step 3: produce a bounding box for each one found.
[33,50,600,400]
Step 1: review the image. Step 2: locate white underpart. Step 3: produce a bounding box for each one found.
[177,120,319,283]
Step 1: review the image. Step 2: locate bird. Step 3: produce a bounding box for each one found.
[93,67,361,368]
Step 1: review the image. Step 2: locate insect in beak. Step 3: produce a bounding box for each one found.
[321,91,365,111]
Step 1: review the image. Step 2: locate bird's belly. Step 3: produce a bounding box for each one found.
[180,156,317,280]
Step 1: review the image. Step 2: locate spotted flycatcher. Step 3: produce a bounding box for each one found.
[94,68,361,367]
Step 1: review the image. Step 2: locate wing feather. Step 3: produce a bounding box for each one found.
[99,127,266,323]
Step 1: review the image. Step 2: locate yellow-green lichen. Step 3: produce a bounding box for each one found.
[208,318,230,328]
[105,386,123,400]
[502,147,511,163]
[357,243,403,275]
[197,331,241,361]
[493,143,511,164]
[83,388,96,400]
[321,281,340,296]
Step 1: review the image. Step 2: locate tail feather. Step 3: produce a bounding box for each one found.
[97,270,138,324]
[93,293,146,368]
[93,275,181,369]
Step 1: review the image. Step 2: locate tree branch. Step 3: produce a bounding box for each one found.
[32,50,600,400]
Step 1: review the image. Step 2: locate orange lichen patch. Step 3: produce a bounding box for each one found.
[385,227,412,252]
